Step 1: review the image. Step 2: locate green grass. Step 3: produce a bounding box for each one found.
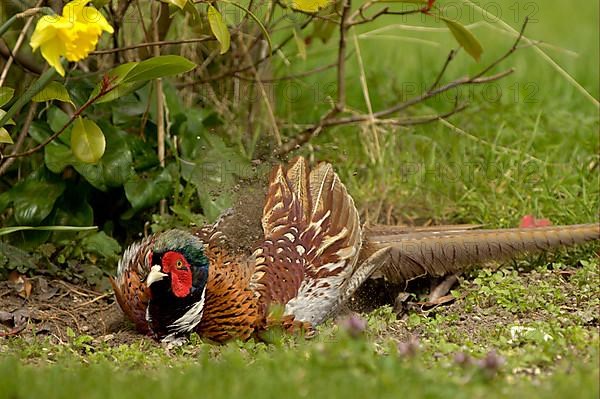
[1,254,595,398]
[1,1,598,397]
[2,258,598,398]
[0,345,598,399]
[307,0,600,227]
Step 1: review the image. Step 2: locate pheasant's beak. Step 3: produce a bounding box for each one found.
[147,265,168,286]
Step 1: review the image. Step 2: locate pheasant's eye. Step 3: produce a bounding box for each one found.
[175,259,186,270]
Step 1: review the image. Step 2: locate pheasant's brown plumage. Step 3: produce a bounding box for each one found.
[112,157,600,343]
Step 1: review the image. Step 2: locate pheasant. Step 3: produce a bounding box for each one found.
[111,157,599,343]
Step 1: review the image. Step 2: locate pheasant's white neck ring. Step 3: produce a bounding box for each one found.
[163,286,207,342]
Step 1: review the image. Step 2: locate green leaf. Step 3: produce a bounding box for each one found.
[123,167,173,219]
[123,55,197,83]
[71,117,106,163]
[80,231,121,259]
[44,124,133,190]
[32,81,73,104]
[440,17,483,61]
[162,0,188,9]
[0,225,97,237]
[45,140,76,173]
[0,68,57,129]
[73,128,134,190]
[0,87,14,107]
[220,0,271,54]
[182,0,200,21]
[293,28,307,60]
[0,127,12,144]
[207,5,230,55]
[0,109,15,126]
[312,19,336,43]
[89,62,140,103]
[53,187,94,228]
[96,81,145,104]
[47,107,70,142]
[291,0,331,13]
[9,170,66,225]
[0,191,10,213]
[91,57,195,103]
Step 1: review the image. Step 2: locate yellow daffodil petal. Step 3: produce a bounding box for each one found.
[64,24,99,61]
[29,16,71,50]
[29,0,113,75]
[40,40,67,76]
[62,0,91,22]
[76,6,114,33]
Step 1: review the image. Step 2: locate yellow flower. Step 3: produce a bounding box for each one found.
[30,0,113,76]
[292,0,331,13]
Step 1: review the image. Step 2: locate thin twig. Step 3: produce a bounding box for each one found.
[275,108,338,156]
[178,17,314,87]
[349,3,421,27]
[237,36,282,146]
[427,48,457,92]
[0,102,38,175]
[379,103,468,126]
[0,0,43,87]
[74,293,112,309]
[0,41,42,75]
[233,61,339,83]
[336,0,351,110]
[152,1,167,215]
[91,37,215,55]
[276,17,530,156]
[1,80,116,160]
[471,16,528,80]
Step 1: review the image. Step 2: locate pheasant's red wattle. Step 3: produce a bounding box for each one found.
[162,251,192,298]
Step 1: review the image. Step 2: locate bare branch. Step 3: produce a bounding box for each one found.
[349,3,421,27]
[276,17,531,156]
[0,103,38,176]
[427,49,457,92]
[0,80,117,161]
[233,61,339,83]
[336,0,351,111]
[378,103,469,126]
[91,37,215,55]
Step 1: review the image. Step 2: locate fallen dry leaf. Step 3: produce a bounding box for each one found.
[0,308,29,337]
[8,271,32,299]
[36,277,59,301]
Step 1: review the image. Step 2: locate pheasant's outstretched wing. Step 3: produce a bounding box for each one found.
[110,237,154,334]
[250,157,363,325]
[361,223,600,285]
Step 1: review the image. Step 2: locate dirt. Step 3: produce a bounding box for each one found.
[0,277,142,345]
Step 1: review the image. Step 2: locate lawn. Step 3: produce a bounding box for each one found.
[0,0,598,397]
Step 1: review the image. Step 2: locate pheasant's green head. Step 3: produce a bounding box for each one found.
[146,229,210,341]
[148,229,209,298]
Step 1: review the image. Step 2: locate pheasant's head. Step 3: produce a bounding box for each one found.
[145,229,209,340]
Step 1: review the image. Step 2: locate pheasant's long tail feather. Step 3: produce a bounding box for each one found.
[362,223,600,285]
[251,157,363,325]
